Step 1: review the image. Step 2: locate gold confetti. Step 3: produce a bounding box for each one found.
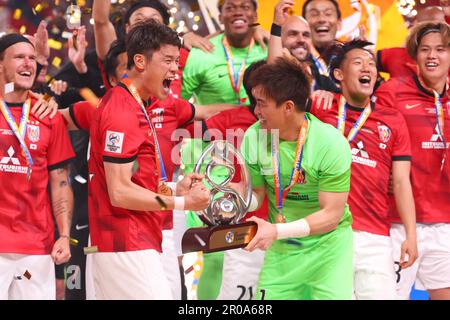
[70,238,79,246]
[83,246,98,254]
[35,4,43,12]
[79,88,100,107]
[19,25,26,34]
[77,0,86,6]
[13,9,22,20]
[52,56,62,68]
[48,39,62,50]
[23,270,32,280]
[45,75,51,82]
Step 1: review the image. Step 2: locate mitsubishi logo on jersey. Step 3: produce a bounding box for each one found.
[1,146,20,165]
[351,141,377,168]
[0,146,28,174]
[422,125,448,149]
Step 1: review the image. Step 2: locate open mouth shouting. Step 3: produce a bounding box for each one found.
[163,76,175,95]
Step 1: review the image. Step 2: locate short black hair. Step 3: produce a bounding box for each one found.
[243,60,267,113]
[104,38,126,86]
[126,20,181,69]
[124,0,170,26]
[302,0,342,20]
[218,0,258,12]
[249,57,311,112]
[328,39,375,82]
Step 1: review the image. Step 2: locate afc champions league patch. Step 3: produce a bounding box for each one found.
[377,125,391,143]
[27,125,40,143]
[105,130,124,154]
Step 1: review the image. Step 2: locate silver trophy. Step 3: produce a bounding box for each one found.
[181,140,257,253]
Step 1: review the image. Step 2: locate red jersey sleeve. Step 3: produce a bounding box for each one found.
[100,95,145,163]
[47,113,75,170]
[174,97,195,128]
[390,111,412,160]
[69,101,95,131]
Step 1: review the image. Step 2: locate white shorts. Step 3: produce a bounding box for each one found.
[172,209,187,257]
[390,223,450,298]
[0,254,55,300]
[91,249,173,300]
[352,230,397,300]
[162,229,181,300]
[217,248,265,300]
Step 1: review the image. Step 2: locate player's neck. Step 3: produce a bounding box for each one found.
[127,71,151,101]
[0,87,28,104]
[343,90,370,109]
[279,113,305,141]
[224,32,253,48]
[421,75,447,95]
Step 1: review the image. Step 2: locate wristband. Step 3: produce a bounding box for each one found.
[174,196,185,210]
[275,218,310,240]
[270,23,282,37]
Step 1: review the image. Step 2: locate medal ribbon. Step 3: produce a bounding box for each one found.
[222,36,254,104]
[272,116,308,215]
[418,75,448,170]
[0,96,32,178]
[337,95,372,143]
[121,77,167,182]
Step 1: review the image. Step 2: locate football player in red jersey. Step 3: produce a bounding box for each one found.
[377,6,448,79]
[87,21,210,300]
[0,34,75,299]
[375,22,450,300]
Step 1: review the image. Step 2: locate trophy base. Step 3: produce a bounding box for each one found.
[181,221,258,253]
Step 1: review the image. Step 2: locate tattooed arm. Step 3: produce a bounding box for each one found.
[49,166,73,265]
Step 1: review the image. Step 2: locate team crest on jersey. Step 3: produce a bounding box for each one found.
[27,125,40,143]
[377,125,391,144]
[105,130,124,154]
[297,168,307,184]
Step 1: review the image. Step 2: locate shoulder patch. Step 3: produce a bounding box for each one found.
[105,130,124,154]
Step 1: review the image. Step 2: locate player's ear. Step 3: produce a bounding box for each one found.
[133,53,146,71]
[333,68,344,82]
[283,100,296,114]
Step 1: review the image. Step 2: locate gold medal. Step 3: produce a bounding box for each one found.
[275,212,286,224]
[157,182,172,196]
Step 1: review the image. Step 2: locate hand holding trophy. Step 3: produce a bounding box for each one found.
[181,140,257,253]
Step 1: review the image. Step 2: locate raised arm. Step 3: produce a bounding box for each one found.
[268,0,295,63]
[93,0,117,60]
